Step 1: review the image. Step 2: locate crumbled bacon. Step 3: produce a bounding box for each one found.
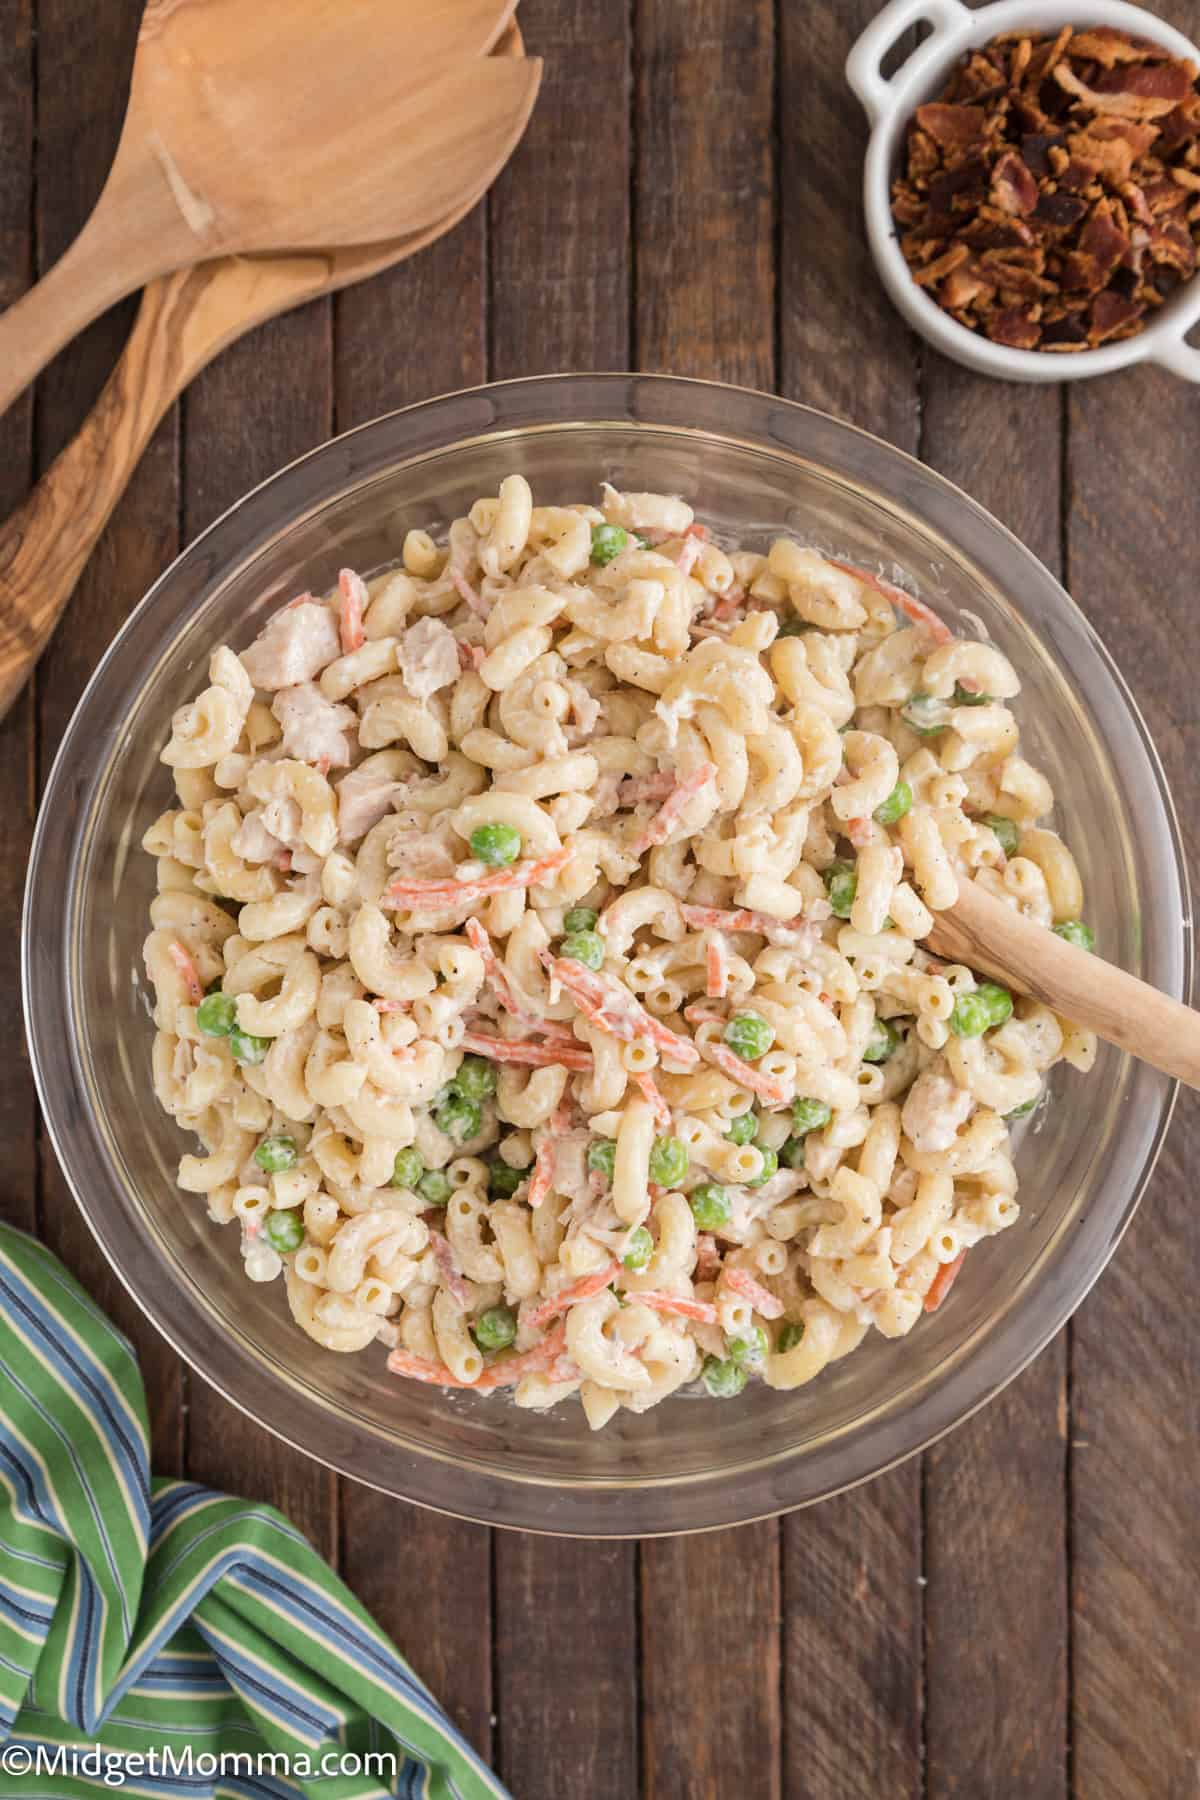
[892,27,1200,350]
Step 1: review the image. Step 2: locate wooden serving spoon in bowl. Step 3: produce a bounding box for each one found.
[0,0,537,414]
[927,878,1200,1090]
[0,25,533,719]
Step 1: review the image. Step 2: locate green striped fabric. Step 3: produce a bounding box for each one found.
[0,1223,509,1799]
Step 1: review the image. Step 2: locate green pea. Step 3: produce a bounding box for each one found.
[824,860,858,919]
[434,1093,483,1143]
[254,1135,297,1174]
[863,1017,901,1063]
[779,1136,807,1170]
[472,1306,517,1351]
[590,523,631,565]
[1006,1096,1038,1121]
[747,1146,778,1187]
[985,814,1019,857]
[390,1147,425,1190]
[723,1011,775,1062]
[229,1028,271,1066]
[1053,919,1095,952]
[649,1136,688,1188]
[587,1139,617,1182]
[777,1321,806,1353]
[729,1326,769,1369]
[874,780,913,826]
[792,1096,832,1135]
[417,1169,452,1206]
[454,1054,497,1101]
[949,980,1013,1038]
[953,681,990,706]
[560,929,605,971]
[725,1113,758,1146]
[702,1355,747,1398]
[690,1183,731,1230]
[563,906,599,933]
[622,1226,654,1272]
[489,1160,530,1198]
[469,821,522,867]
[263,1208,304,1255]
[902,692,945,736]
[196,991,237,1037]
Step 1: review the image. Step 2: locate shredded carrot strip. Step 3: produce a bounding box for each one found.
[385,1348,476,1388]
[680,903,814,948]
[384,846,571,909]
[372,998,409,1013]
[675,536,702,577]
[337,568,367,654]
[683,1000,726,1027]
[701,1039,789,1105]
[924,1250,967,1313]
[706,933,728,999]
[722,1267,785,1320]
[450,567,489,618]
[633,1069,672,1133]
[167,941,205,1006]
[464,917,549,1034]
[524,1263,621,1332]
[829,558,953,646]
[711,589,744,621]
[634,1290,718,1324]
[459,1030,593,1072]
[457,640,485,671]
[527,1101,572,1211]
[628,761,718,854]
[386,1323,571,1393]
[845,816,875,850]
[684,522,711,542]
[694,1234,722,1282]
[540,952,700,1067]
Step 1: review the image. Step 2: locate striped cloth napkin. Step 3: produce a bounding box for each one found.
[0,1223,509,1799]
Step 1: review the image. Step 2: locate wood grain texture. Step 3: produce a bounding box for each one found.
[634,6,783,1796]
[494,1536,638,1795]
[1067,341,1200,1796]
[779,7,923,1797]
[0,0,37,1240]
[919,363,1069,1800]
[336,199,496,1764]
[32,0,185,1474]
[643,1524,781,1800]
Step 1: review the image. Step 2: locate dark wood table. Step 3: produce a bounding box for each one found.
[4,1,1198,1793]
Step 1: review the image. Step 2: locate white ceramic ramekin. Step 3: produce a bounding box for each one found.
[847,0,1200,381]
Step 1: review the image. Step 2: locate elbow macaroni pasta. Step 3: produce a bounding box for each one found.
[142,480,1094,1428]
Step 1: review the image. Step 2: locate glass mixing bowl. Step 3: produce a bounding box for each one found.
[23,374,1189,1535]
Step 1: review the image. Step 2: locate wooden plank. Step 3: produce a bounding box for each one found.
[778,6,923,1796]
[642,1525,781,1799]
[634,2,783,1796]
[486,3,638,1792]
[335,209,495,1760]
[178,296,338,1551]
[494,1535,638,1794]
[0,0,37,1240]
[919,371,1069,1799]
[1067,350,1200,1800]
[32,0,185,1474]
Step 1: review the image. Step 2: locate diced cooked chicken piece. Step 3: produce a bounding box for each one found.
[240,600,340,690]
[336,756,405,845]
[565,677,603,741]
[384,827,457,880]
[272,682,356,770]
[552,1132,591,1205]
[901,1062,974,1155]
[398,618,460,704]
[230,808,286,864]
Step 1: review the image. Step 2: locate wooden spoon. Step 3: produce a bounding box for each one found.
[927,878,1200,1090]
[0,0,537,415]
[0,27,532,720]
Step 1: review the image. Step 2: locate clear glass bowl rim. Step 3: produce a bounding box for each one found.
[22,373,1191,1536]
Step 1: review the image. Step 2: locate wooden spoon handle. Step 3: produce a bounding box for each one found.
[926,878,1200,1090]
[0,204,148,418]
[0,276,195,717]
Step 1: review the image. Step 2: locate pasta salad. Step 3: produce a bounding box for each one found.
[142,476,1097,1428]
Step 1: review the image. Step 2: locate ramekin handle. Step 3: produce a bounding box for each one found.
[846,0,974,127]
[1153,328,1200,384]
